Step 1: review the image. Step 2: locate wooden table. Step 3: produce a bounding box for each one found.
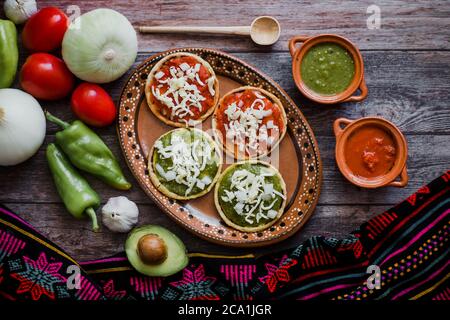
[1,0,449,261]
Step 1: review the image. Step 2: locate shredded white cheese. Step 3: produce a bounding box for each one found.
[206,76,215,96]
[155,131,216,196]
[223,91,279,157]
[151,58,215,122]
[220,167,285,225]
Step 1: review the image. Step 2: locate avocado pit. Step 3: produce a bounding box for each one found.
[126,224,189,277]
[137,233,168,265]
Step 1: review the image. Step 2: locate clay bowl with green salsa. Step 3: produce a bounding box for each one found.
[289,34,367,104]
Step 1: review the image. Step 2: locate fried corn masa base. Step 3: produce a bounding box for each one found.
[149,128,222,200]
[214,160,287,232]
[145,52,220,128]
[212,86,287,160]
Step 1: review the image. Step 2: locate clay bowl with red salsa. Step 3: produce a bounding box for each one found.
[334,117,408,188]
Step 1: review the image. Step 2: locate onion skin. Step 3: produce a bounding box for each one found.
[4,0,37,25]
[0,89,46,166]
[62,8,138,84]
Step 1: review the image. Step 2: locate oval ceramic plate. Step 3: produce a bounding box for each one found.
[117,48,322,247]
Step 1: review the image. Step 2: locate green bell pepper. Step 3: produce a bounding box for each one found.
[46,143,100,232]
[46,112,132,190]
[0,19,19,88]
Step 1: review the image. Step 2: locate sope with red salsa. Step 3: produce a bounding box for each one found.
[213,87,287,159]
[145,53,219,127]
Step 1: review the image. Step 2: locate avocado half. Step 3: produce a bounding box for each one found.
[125,225,189,277]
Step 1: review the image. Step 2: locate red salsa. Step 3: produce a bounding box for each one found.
[215,89,285,158]
[149,56,215,124]
[344,125,396,179]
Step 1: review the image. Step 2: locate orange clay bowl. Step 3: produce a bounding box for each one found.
[334,117,409,188]
[289,34,368,104]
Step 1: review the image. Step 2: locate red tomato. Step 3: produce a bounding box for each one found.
[20,53,75,100]
[71,83,117,127]
[22,7,69,52]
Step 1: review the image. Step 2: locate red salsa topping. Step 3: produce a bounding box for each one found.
[215,89,285,158]
[149,56,215,124]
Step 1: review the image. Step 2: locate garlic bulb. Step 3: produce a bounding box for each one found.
[102,196,139,233]
[0,89,46,166]
[4,0,37,25]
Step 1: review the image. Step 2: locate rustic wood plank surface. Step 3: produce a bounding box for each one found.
[16,0,450,52]
[0,0,449,261]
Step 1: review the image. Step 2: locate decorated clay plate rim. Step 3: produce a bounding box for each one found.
[117,48,322,247]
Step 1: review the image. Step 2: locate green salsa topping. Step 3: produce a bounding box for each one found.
[218,162,285,228]
[301,42,355,95]
[152,129,220,197]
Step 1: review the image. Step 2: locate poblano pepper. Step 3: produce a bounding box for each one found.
[46,143,100,232]
[46,112,132,190]
[0,19,19,88]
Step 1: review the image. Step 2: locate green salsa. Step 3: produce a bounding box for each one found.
[301,42,355,95]
[218,162,284,228]
[152,129,220,197]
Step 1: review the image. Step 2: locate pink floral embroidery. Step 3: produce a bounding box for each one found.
[406,186,430,206]
[170,264,219,300]
[11,252,66,300]
[103,279,127,300]
[259,255,298,293]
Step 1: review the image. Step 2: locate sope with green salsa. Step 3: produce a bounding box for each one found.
[150,128,222,200]
[215,161,286,232]
[301,42,355,95]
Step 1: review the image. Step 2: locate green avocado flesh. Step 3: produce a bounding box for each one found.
[301,42,355,95]
[152,129,220,197]
[125,225,188,277]
[218,162,284,228]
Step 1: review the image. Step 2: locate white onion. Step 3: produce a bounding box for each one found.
[0,89,46,166]
[62,8,138,84]
[4,0,37,25]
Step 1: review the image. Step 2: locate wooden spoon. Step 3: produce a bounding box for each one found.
[139,16,281,46]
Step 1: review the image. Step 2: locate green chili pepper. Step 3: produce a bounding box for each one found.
[46,143,100,232]
[46,112,132,190]
[0,19,19,88]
